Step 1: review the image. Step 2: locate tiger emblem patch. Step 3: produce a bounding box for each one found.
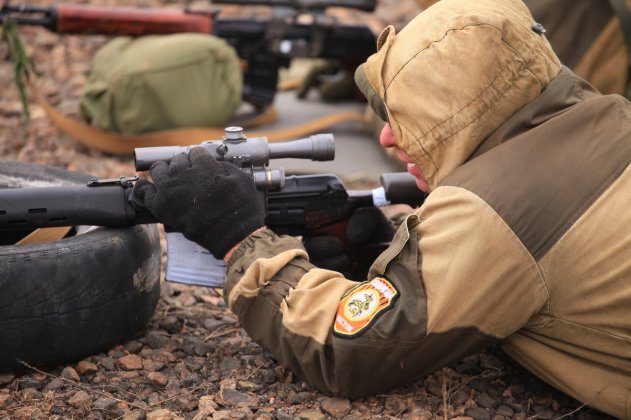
[333,276,399,338]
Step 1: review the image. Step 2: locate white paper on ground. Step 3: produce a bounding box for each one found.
[165,232,226,287]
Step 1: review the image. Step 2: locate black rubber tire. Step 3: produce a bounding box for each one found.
[0,161,162,371]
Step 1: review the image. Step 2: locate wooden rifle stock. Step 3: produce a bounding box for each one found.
[55,5,213,36]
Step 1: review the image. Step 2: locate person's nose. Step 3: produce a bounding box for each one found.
[379,123,397,148]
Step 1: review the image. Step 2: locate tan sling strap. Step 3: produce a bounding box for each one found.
[28,77,365,155]
[16,226,73,245]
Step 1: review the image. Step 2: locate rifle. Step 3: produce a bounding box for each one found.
[0,0,377,109]
[0,127,426,279]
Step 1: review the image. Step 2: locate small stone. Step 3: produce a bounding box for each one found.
[496,405,514,417]
[465,407,491,420]
[123,410,146,420]
[61,366,80,382]
[385,395,409,414]
[198,395,218,412]
[118,354,143,370]
[212,410,245,419]
[320,397,352,418]
[175,397,198,412]
[142,359,166,372]
[43,377,65,392]
[0,394,12,409]
[193,341,214,356]
[68,390,91,410]
[159,316,183,334]
[92,372,107,384]
[237,380,262,392]
[148,392,161,405]
[13,406,44,419]
[146,331,169,349]
[77,361,99,375]
[261,369,276,385]
[405,408,434,420]
[219,358,241,376]
[425,381,442,397]
[297,408,326,420]
[99,357,117,371]
[219,388,257,407]
[0,373,15,385]
[203,318,231,332]
[275,410,293,420]
[124,340,144,354]
[17,377,42,390]
[31,372,47,381]
[21,388,42,400]
[470,379,489,393]
[146,408,184,420]
[287,390,303,404]
[93,397,118,411]
[477,392,496,409]
[152,350,177,363]
[109,347,127,358]
[147,372,168,388]
[449,389,469,407]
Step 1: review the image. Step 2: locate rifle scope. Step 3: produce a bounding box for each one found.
[134,127,335,171]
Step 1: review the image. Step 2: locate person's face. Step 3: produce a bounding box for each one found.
[379,123,429,192]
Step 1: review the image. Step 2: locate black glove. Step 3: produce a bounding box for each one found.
[304,207,395,276]
[133,147,265,259]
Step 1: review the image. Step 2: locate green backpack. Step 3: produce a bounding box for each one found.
[80,33,242,135]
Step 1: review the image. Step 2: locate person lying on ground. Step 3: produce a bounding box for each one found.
[134,0,631,417]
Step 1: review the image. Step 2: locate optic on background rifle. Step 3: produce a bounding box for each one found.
[0,0,378,108]
[0,127,425,277]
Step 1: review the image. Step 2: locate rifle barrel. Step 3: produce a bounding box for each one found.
[212,0,376,12]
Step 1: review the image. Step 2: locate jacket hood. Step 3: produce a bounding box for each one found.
[355,0,561,190]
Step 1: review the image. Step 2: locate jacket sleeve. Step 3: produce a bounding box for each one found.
[224,186,549,398]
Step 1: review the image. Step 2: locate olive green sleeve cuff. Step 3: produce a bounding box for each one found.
[224,228,307,301]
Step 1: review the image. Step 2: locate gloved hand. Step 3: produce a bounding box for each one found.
[133,147,265,259]
[304,207,395,277]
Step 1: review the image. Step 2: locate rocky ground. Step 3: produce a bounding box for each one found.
[0,0,616,419]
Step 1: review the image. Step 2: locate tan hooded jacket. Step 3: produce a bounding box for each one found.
[224,0,631,417]
[417,0,630,95]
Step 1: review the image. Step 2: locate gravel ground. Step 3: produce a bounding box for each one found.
[0,1,616,419]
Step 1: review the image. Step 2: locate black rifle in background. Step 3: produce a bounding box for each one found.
[0,128,426,278]
[0,0,377,109]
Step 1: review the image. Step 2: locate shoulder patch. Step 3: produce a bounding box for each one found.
[333,276,399,338]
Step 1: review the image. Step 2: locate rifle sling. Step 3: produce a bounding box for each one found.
[16,226,73,245]
[28,79,365,155]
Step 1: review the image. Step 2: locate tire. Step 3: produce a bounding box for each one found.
[0,161,162,371]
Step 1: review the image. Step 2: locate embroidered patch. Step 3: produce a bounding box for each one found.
[333,276,399,338]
